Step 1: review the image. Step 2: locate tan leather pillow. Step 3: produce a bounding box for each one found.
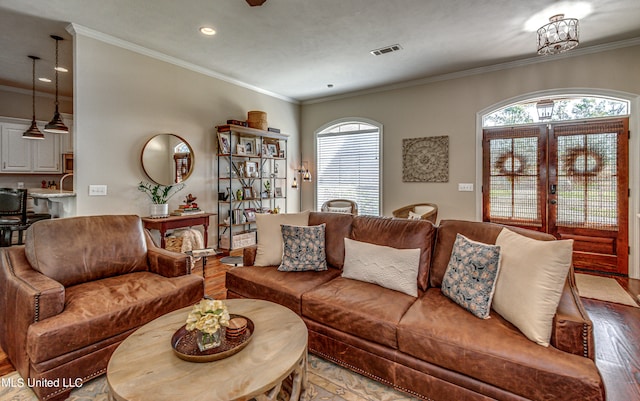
[492,228,573,346]
[254,211,310,266]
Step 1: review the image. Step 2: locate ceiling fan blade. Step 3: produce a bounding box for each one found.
[246,0,267,6]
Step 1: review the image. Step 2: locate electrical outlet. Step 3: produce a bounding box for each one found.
[458,183,474,192]
[89,185,107,196]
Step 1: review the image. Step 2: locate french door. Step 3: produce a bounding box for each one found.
[482,118,629,275]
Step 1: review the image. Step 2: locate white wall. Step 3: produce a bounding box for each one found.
[301,44,640,277]
[71,33,300,242]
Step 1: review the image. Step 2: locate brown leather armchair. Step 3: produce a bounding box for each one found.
[0,215,204,401]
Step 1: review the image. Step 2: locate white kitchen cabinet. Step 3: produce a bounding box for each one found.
[1,119,62,173]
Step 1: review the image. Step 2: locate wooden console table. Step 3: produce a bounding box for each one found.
[142,213,215,248]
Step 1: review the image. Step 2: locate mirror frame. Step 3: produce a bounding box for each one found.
[141,133,195,185]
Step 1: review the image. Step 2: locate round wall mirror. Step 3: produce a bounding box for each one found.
[141,133,194,185]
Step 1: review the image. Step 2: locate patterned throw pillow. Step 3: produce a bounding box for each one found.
[441,234,501,319]
[278,224,327,272]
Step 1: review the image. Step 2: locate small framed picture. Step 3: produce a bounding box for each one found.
[217,133,230,154]
[262,144,269,157]
[274,187,283,197]
[244,161,258,177]
[243,187,254,200]
[236,144,246,156]
[279,150,285,158]
[244,208,256,222]
[267,143,278,158]
[239,137,257,155]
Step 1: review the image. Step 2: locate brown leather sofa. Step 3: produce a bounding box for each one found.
[0,215,204,401]
[226,212,605,401]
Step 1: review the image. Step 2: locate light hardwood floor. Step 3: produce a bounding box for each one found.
[1,255,639,400]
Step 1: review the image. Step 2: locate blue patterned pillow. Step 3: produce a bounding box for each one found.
[441,234,501,319]
[278,224,327,272]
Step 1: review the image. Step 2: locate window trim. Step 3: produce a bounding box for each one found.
[314,117,383,214]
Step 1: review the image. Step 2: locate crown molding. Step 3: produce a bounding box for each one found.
[66,23,299,105]
[302,36,640,105]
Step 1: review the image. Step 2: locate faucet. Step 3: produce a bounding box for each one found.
[59,173,74,192]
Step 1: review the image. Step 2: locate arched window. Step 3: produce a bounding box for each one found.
[315,120,382,215]
[483,95,629,127]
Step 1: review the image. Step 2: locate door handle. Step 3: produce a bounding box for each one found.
[550,199,557,205]
[550,184,557,195]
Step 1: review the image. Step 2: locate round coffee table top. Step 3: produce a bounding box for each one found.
[107,298,307,401]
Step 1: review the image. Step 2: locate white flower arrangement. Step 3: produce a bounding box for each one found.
[185,299,230,334]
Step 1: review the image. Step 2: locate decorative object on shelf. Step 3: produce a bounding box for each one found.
[23,55,45,140]
[185,299,230,351]
[44,35,69,134]
[226,119,248,127]
[236,188,243,201]
[402,136,449,182]
[275,187,283,197]
[138,181,185,217]
[536,99,555,120]
[537,14,579,55]
[263,138,279,157]
[264,180,271,196]
[217,132,230,154]
[243,187,254,200]
[244,208,256,222]
[247,110,268,130]
[239,137,257,155]
[244,161,258,177]
[236,144,247,156]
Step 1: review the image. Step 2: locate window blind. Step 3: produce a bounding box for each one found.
[316,127,381,215]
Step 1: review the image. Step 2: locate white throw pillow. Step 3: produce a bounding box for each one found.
[254,211,310,266]
[492,228,573,346]
[342,238,420,297]
[407,211,422,220]
[327,206,352,214]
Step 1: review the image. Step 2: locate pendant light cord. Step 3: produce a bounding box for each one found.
[54,38,59,110]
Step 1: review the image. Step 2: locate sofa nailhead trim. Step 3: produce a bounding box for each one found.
[310,348,435,401]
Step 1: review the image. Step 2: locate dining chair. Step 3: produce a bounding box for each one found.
[0,188,29,246]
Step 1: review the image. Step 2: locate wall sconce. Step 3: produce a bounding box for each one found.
[291,162,312,189]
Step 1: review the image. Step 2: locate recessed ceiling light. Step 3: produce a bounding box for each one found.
[38,77,52,83]
[199,26,216,36]
[55,66,68,73]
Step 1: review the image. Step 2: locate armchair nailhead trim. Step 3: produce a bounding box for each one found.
[310,348,434,401]
[34,293,40,322]
[582,324,589,357]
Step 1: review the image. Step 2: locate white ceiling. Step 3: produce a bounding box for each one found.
[1,0,639,102]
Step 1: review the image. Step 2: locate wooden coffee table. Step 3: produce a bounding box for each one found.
[107,299,307,401]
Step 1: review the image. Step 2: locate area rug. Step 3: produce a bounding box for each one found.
[0,355,419,401]
[575,273,638,307]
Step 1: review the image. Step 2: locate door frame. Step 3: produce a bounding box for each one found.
[476,88,640,279]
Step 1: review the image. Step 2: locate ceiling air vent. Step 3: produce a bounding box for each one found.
[370,44,403,56]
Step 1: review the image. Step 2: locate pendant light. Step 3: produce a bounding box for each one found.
[44,35,68,134]
[23,56,45,140]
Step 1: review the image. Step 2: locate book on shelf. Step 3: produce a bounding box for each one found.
[226,119,248,127]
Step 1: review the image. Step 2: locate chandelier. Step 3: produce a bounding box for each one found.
[537,14,579,55]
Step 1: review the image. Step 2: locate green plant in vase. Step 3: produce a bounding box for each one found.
[138,181,185,217]
[264,180,271,196]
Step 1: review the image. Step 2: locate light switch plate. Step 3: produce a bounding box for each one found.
[458,183,474,192]
[89,185,107,196]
